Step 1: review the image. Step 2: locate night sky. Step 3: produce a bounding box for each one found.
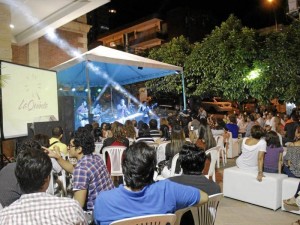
[88,0,289,44]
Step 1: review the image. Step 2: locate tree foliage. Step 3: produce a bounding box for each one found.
[255,21,300,104]
[145,15,300,104]
[184,15,258,101]
[145,36,192,94]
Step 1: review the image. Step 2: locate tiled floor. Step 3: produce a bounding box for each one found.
[214,158,299,225]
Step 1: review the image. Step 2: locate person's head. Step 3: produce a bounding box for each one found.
[229,114,237,124]
[124,120,136,139]
[120,99,125,105]
[149,119,158,129]
[82,100,87,106]
[251,125,265,139]
[111,121,126,141]
[198,123,216,150]
[138,123,151,137]
[216,118,226,129]
[69,129,95,156]
[160,117,169,126]
[179,144,207,175]
[84,123,93,132]
[33,134,50,148]
[15,147,52,194]
[51,126,63,139]
[265,131,281,148]
[122,142,156,189]
[170,124,186,155]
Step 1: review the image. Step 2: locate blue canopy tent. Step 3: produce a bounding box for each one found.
[52,45,185,112]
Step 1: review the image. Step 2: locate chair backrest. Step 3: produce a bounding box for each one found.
[102,146,127,176]
[110,214,177,225]
[156,142,170,164]
[175,193,223,225]
[170,153,183,177]
[215,135,224,149]
[205,147,219,182]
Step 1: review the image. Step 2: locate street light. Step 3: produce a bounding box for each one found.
[267,0,278,31]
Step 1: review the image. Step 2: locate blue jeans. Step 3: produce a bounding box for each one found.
[283,165,300,178]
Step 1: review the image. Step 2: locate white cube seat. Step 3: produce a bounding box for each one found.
[281,177,300,215]
[223,166,288,210]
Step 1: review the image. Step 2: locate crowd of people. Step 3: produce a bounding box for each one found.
[0,103,299,225]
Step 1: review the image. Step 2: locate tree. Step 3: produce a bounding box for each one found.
[254,20,300,104]
[184,15,259,101]
[145,36,192,94]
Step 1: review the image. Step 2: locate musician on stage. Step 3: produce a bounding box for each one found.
[117,99,130,119]
[138,101,150,124]
[77,99,88,127]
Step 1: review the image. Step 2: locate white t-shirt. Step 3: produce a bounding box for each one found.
[236,138,266,171]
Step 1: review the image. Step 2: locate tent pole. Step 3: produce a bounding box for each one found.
[181,71,187,110]
[85,61,92,123]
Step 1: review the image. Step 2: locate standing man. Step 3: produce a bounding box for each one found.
[117,99,129,120]
[0,147,87,225]
[138,101,150,124]
[49,126,68,155]
[77,99,89,127]
[48,129,114,211]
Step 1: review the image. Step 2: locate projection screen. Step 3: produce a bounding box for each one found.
[0,61,59,139]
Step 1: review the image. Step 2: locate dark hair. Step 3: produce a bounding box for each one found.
[51,126,63,138]
[265,131,281,148]
[149,119,158,129]
[84,124,93,132]
[15,148,52,193]
[73,129,95,155]
[229,115,237,124]
[179,144,207,175]
[122,142,156,189]
[138,123,151,137]
[251,125,265,139]
[33,134,50,148]
[198,124,216,150]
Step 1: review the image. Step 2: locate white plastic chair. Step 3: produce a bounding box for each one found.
[102,146,127,177]
[227,132,239,158]
[205,147,219,182]
[215,135,227,167]
[110,214,177,225]
[156,141,170,164]
[170,153,183,177]
[175,193,223,225]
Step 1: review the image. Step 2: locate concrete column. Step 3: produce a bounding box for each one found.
[28,39,39,67]
[0,3,12,62]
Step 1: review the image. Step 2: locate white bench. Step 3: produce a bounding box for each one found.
[281,177,300,215]
[223,166,288,210]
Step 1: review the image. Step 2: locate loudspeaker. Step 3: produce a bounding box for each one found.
[58,96,75,143]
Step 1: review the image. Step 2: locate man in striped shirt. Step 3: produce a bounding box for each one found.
[0,147,87,225]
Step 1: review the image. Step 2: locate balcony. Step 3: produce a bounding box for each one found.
[128,32,167,49]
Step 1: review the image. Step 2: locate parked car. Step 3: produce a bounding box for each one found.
[155,104,177,117]
[201,97,232,113]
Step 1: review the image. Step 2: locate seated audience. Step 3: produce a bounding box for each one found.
[283,138,300,178]
[226,114,239,138]
[0,147,87,225]
[263,131,283,173]
[0,135,62,208]
[93,142,208,225]
[149,119,161,138]
[49,129,114,211]
[196,121,216,151]
[169,144,221,225]
[160,117,170,140]
[136,123,154,143]
[160,125,190,178]
[49,126,68,155]
[236,125,266,182]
